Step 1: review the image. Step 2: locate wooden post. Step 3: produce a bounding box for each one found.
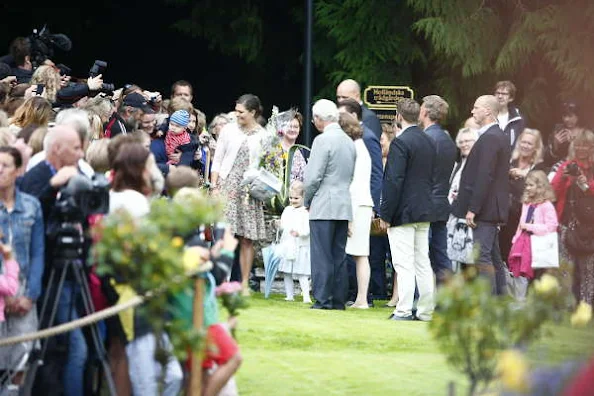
[189,276,205,395]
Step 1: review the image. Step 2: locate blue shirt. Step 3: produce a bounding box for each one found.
[0,189,45,300]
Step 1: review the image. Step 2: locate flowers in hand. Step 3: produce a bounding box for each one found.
[571,301,592,327]
[216,281,243,296]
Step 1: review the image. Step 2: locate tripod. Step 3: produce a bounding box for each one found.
[21,238,117,395]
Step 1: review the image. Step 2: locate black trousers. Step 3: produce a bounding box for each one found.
[310,219,349,309]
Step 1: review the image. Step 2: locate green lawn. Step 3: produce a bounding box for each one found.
[231,293,594,396]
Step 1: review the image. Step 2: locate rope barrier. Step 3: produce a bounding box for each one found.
[0,262,213,347]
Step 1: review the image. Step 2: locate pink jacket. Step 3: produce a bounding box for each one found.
[0,259,19,322]
[512,201,559,244]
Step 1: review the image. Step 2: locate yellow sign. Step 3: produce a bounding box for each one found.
[363,85,414,109]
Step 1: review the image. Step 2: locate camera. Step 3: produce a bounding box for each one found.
[28,25,72,68]
[56,63,71,76]
[566,162,581,177]
[89,60,115,93]
[35,84,45,95]
[55,173,110,222]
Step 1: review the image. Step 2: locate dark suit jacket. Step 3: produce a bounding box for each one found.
[362,126,383,212]
[380,125,436,227]
[451,124,510,224]
[19,161,59,225]
[425,124,457,222]
[362,105,382,139]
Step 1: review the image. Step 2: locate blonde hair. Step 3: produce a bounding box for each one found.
[289,180,305,197]
[511,128,543,164]
[30,65,61,103]
[0,127,15,147]
[86,138,111,173]
[455,127,478,147]
[12,97,52,128]
[168,97,194,115]
[28,127,49,155]
[568,129,594,163]
[523,170,555,204]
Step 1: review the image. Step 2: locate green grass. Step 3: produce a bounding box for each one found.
[230,293,594,396]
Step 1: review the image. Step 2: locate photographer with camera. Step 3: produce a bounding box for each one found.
[545,102,588,167]
[18,124,87,396]
[551,130,594,306]
[104,92,154,138]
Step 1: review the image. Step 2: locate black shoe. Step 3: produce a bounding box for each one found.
[310,304,330,310]
[346,301,355,307]
[388,314,415,321]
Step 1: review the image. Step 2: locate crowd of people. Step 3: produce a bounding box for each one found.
[0,32,591,395]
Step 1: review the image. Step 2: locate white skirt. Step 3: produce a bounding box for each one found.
[346,206,373,256]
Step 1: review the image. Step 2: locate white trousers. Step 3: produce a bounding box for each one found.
[387,222,435,320]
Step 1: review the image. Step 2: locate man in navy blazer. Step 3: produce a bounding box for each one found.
[451,95,510,294]
[336,79,382,139]
[420,95,457,284]
[338,98,384,304]
[380,99,437,321]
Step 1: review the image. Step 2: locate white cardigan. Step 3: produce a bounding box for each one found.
[350,139,374,208]
[211,123,266,180]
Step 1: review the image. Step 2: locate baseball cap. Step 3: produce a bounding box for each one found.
[123,92,154,113]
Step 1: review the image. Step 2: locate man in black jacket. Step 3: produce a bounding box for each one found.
[420,95,457,284]
[380,99,437,321]
[494,81,525,149]
[336,79,382,139]
[451,95,510,294]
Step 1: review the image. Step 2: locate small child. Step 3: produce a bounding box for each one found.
[0,243,19,322]
[165,110,192,165]
[278,181,311,303]
[508,170,558,283]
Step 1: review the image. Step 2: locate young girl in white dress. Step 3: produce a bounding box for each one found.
[278,181,312,303]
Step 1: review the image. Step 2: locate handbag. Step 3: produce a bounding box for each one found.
[530,232,559,268]
[565,220,594,254]
[446,216,475,264]
[370,217,387,236]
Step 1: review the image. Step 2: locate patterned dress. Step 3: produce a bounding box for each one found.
[221,129,267,241]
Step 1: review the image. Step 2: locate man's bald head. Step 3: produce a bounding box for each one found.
[336,79,362,102]
[45,125,84,167]
[472,95,500,127]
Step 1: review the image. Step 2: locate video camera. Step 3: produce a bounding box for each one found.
[28,25,72,68]
[50,173,110,266]
[89,60,115,93]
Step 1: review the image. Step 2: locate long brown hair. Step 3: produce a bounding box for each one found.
[12,97,52,128]
[111,142,150,193]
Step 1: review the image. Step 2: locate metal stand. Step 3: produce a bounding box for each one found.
[21,258,117,396]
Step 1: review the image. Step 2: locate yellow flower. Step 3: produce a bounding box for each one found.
[571,301,593,327]
[497,349,530,392]
[171,237,184,248]
[533,274,560,296]
[182,247,203,273]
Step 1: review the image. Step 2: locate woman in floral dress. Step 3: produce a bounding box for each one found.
[211,94,267,295]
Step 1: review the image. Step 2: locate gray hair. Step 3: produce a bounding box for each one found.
[55,108,91,144]
[312,99,339,122]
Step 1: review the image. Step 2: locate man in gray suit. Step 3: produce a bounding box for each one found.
[304,99,356,310]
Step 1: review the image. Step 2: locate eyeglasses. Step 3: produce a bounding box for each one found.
[495,91,510,97]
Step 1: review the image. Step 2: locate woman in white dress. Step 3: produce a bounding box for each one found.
[339,113,374,309]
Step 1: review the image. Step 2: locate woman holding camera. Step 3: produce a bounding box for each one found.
[551,130,594,305]
[545,102,588,167]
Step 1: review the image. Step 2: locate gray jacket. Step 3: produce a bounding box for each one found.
[304,123,356,220]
